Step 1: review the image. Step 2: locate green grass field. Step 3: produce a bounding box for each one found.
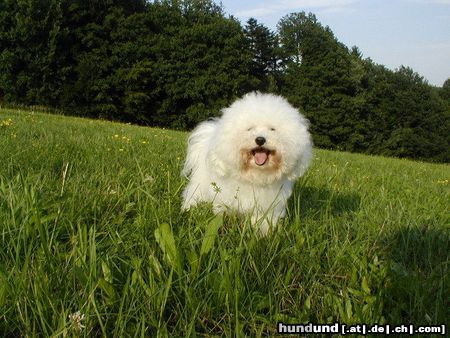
[0,108,448,337]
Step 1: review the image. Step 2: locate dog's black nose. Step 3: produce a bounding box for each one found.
[255,136,266,146]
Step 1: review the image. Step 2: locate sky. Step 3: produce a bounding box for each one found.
[220,0,450,87]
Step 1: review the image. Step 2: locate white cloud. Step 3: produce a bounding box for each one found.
[235,0,358,18]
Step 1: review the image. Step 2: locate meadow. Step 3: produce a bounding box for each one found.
[0,108,448,336]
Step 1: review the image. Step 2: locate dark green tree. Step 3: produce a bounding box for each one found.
[57,0,148,118]
[277,12,356,148]
[0,0,64,106]
[378,67,450,161]
[137,0,254,128]
[0,2,448,162]
[243,18,279,91]
[439,78,450,103]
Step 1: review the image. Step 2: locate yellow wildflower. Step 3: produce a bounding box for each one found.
[0,118,13,127]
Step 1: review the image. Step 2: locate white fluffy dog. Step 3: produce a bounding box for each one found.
[181,92,312,235]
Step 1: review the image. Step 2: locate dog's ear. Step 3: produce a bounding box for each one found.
[207,151,227,177]
[287,145,312,180]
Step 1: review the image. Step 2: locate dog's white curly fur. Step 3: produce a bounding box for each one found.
[182,92,312,235]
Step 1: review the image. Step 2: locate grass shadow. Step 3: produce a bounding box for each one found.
[288,185,361,220]
[380,225,449,324]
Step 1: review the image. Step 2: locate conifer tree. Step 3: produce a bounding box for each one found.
[244,18,279,91]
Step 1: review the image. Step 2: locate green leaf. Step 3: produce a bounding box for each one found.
[149,254,162,279]
[0,271,7,306]
[154,223,181,273]
[101,260,112,283]
[345,299,353,320]
[98,278,116,303]
[186,249,199,275]
[200,214,223,256]
[361,276,371,294]
[304,295,311,311]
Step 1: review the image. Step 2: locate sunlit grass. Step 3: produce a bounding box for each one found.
[0,108,448,336]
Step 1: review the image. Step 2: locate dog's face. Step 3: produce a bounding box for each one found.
[239,125,284,178]
[208,93,312,185]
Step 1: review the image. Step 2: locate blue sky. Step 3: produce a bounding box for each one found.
[220,0,450,86]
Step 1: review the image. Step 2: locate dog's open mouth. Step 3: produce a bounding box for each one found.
[252,147,271,166]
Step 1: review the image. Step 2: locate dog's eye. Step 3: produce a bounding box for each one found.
[270,127,276,131]
[247,127,253,131]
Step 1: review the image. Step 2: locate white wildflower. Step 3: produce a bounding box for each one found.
[69,311,85,330]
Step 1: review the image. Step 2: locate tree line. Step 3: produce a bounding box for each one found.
[1,0,449,162]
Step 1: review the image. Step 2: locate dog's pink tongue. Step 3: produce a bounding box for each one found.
[254,151,268,166]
